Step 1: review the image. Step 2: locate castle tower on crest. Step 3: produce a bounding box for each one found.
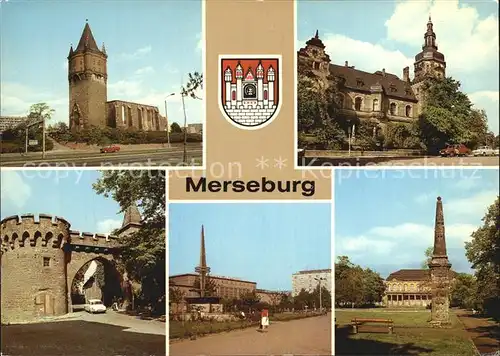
[68,21,108,132]
[194,225,211,297]
[428,196,452,326]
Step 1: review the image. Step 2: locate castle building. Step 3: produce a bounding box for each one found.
[68,21,167,132]
[291,269,332,297]
[0,203,142,324]
[298,17,446,134]
[222,60,277,126]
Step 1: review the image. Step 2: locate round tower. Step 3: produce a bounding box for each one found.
[1,214,71,324]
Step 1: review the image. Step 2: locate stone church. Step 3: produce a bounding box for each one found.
[298,17,446,134]
[68,21,167,132]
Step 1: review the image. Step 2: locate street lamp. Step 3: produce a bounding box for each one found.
[164,93,175,148]
[314,277,326,313]
[181,90,188,164]
[346,119,352,157]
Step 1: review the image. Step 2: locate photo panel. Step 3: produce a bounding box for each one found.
[334,168,499,355]
[0,169,167,356]
[168,201,333,355]
[1,0,203,168]
[296,0,499,168]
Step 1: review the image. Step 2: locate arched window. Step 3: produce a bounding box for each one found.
[405,105,412,117]
[390,102,397,115]
[232,90,236,101]
[372,99,379,111]
[264,90,268,100]
[354,97,363,111]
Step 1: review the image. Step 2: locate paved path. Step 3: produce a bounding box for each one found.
[169,314,331,356]
[80,310,166,335]
[456,310,499,354]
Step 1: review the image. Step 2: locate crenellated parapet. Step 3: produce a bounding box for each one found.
[1,214,71,253]
[67,230,121,254]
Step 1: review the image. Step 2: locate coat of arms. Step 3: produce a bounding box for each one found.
[219,55,281,130]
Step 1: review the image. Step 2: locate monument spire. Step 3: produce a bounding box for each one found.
[195,225,210,297]
[428,196,452,326]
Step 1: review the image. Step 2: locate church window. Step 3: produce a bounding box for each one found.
[390,102,397,115]
[43,257,50,267]
[372,99,379,111]
[232,91,236,101]
[405,105,412,117]
[354,97,363,111]
[264,90,268,100]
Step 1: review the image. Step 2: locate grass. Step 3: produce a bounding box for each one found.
[170,312,325,340]
[335,309,477,356]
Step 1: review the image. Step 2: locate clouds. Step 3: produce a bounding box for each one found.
[0,171,32,210]
[119,45,152,60]
[96,219,122,235]
[134,66,155,76]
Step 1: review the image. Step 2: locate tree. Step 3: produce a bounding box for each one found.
[240,291,260,310]
[28,102,55,124]
[182,72,203,100]
[450,273,478,309]
[417,77,489,153]
[465,196,500,320]
[93,170,166,313]
[169,286,186,314]
[193,274,218,297]
[421,246,434,269]
[170,122,183,133]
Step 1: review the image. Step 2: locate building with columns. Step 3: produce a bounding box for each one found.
[298,17,447,136]
[68,22,167,132]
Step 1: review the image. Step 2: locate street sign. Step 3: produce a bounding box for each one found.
[28,140,38,146]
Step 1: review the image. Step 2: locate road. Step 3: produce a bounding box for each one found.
[1,311,165,356]
[301,155,499,167]
[0,146,202,167]
[169,314,332,356]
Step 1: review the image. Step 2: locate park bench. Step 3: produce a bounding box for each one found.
[351,318,394,334]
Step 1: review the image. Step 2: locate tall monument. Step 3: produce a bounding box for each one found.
[428,196,452,326]
[194,225,210,297]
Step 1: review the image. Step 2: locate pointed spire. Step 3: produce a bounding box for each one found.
[423,15,437,50]
[315,29,319,38]
[200,225,207,268]
[122,202,142,228]
[68,44,74,57]
[76,21,100,52]
[101,42,106,54]
[433,196,447,256]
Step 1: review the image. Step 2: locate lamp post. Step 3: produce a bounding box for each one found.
[314,277,326,313]
[181,90,188,164]
[164,92,175,148]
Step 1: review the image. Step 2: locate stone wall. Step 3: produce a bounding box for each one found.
[107,100,167,131]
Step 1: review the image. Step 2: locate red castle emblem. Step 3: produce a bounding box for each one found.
[219,55,281,129]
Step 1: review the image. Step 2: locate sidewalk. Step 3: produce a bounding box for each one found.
[456,309,499,354]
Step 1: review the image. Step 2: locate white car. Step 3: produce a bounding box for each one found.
[472,146,495,156]
[84,299,107,314]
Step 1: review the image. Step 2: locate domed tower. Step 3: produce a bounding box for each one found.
[413,16,446,83]
[1,214,71,324]
[68,20,108,132]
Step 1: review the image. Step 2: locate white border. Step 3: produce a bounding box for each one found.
[217,54,283,131]
[165,168,170,356]
[330,173,336,355]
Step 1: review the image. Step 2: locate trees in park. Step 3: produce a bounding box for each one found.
[170,122,183,133]
[335,256,385,307]
[93,170,166,314]
[421,246,434,269]
[450,273,479,310]
[465,196,500,320]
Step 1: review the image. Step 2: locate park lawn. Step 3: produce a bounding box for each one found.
[335,309,477,356]
[170,312,325,339]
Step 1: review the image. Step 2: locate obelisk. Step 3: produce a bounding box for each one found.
[428,196,452,326]
[194,225,210,297]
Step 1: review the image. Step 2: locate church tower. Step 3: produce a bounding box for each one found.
[297,30,331,77]
[413,16,446,83]
[68,21,108,132]
[428,196,452,326]
[194,225,210,297]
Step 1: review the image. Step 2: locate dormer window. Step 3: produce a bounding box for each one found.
[356,78,364,87]
[389,85,397,93]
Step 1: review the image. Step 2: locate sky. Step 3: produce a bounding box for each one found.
[335,168,499,278]
[0,0,202,126]
[297,0,499,134]
[1,170,128,235]
[169,203,331,291]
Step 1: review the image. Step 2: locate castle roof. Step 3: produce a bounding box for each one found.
[329,64,418,102]
[122,202,142,228]
[75,22,100,53]
[386,269,458,281]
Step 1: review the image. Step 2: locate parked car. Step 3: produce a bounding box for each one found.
[472,146,495,156]
[84,299,107,314]
[439,144,471,157]
[100,144,120,153]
